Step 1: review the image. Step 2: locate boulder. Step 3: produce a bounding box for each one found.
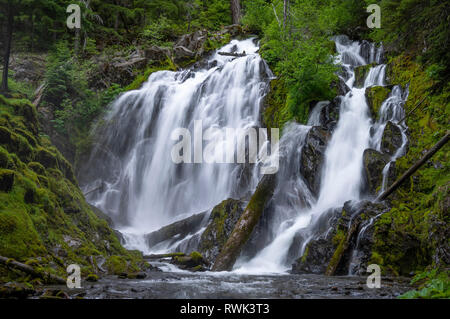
[363,149,390,196]
[381,121,403,156]
[144,46,171,61]
[173,46,196,64]
[300,127,331,196]
[212,174,277,271]
[365,86,391,119]
[319,97,341,132]
[354,63,374,88]
[171,251,208,272]
[198,198,246,264]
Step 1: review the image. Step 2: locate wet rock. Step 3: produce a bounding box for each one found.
[319,98,341,132]
[365,86,391,119]
[354,63,374,88]
[198,198,246,264]
[381,121,403,156]
[212,174,277,271]
[86,274,99,282]
[331,78,350,96]
[172,251,208,271]
[363,149,390,196]
[144,211,208,248]
[300,127,331,196]
[292,201,390,275]
[0,282,36,299]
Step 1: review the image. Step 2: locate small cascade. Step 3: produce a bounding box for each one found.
[236,35,406,274]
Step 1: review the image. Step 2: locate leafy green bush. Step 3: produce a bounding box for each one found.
[399,270,450,299]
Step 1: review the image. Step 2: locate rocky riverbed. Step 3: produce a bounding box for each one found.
[40,267,412,299]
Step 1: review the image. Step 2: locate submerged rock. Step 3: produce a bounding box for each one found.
[363,149,390,196]
[198,198,245,264]
[381,121,403,156]
[300,127,331,196]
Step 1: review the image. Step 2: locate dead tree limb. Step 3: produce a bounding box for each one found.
[218,52,246,57]
[0,256,66,285]
[377,132,450,201]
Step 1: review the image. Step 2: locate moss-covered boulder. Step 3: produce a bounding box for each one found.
[172,251,208,271]
[363,149,390,196]
[198,199,245,265]
[381,121,403,156]
[300,127,331,196]
[354,63,375,88]
[212,174,277,271]
[365,86,391,119]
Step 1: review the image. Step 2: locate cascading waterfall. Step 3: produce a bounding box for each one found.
[236,35,407,274]
[80,39,273,250]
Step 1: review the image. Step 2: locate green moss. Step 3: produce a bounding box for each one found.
[365,86,391,119]
[86,273,99,282]
[189,251,204,264]
[369,55,449,277]
[0,96,143,284]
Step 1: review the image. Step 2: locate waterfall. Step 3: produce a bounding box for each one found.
[80,39,273,247]
[235,35,402,274]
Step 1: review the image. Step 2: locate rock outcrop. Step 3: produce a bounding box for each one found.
[365,85,392,119]
[381,121,403,156]
[198,198,245,265]
[300,127,331,196]
[363,149,390,196]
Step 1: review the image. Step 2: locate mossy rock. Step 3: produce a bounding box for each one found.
[28,162,46,175]
[381,121,403,156]
[365,86,392,119]
[0,169,15,192]
[363,149,390,196]
[35,148,57,168]
[104,255,128,275]
[85,274,99,282]
[198,198,245,264]
[354,63,375,88]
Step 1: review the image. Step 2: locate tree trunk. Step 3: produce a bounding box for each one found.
[0,256,66,285]
[1,1,13,93]
[377,132,450,201]
[230,0,241,25]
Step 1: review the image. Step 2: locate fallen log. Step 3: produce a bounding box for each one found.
[0,256,66,285]
[143,252,186,260]
[399,95,428,124]
[218,51,246,57]
[212,174,277,271]
[377,131,450,201]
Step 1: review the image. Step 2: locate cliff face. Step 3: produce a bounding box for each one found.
[0,95,144,285]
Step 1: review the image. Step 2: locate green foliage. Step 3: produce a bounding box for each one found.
[367,0,449,86]
[399,270,450,299]
[243,0,360,127]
